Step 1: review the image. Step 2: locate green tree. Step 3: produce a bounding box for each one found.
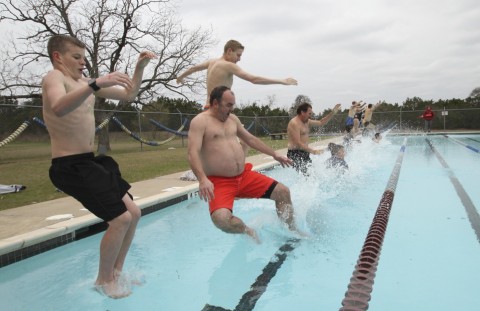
[141,96,201,130]
[232,102,289,136]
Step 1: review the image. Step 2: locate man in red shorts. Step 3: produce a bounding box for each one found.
[188,85,301,242]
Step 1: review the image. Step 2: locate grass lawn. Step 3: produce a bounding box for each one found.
[0,134,288,210]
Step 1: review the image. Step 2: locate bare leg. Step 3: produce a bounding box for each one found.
[114,195,141,273]
[269,183,296,231]
[95,206,133,298]
[211,208,260,243]
[353,118,360,136]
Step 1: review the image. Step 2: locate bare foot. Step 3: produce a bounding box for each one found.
[245,226,261,244]
[94,281,131,299]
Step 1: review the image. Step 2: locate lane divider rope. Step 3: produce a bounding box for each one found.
[340,138,407,311]
[426,138,480,243]
[0,121,30,147]
[443,134,480,154]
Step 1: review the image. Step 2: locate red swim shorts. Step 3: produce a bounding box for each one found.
[207,163,277,214]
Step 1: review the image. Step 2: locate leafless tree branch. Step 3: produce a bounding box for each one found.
[0,0,215,104]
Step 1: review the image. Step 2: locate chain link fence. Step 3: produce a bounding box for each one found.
[1,104,479,146]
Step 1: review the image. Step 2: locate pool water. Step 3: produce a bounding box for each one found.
[1,134,479,311]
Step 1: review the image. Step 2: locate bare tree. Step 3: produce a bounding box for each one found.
[0,0,215,150]
[288,94,312,116]
[467,87,480,107]
[469,87,480,98]
[266,94,276,107]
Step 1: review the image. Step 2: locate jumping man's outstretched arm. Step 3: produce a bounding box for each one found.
[227,62,297,85]
[176,60,211,84]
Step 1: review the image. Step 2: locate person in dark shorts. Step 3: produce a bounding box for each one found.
[49,153,132,221]
[345,101,365,134]
[42,34,155,298]
[287,101,341,174]
[286,149,312,175]
[352,105,365,136]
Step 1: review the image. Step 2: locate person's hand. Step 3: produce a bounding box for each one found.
[273,154,293,167]
[136,51,157,69]
[285,78,298,85]
[198,178,214,202]
[333,103,341,113]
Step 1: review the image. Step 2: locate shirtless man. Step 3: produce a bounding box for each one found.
[345,101,364,134]
[287,102,341,174]
[362,101,382,135]
[352,102,366,136]
[188,86,300,242]
[42,34,156,298]
[176,39,297,108]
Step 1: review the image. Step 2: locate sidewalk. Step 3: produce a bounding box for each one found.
[0,137,341,264]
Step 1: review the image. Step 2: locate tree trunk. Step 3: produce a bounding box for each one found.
[97,126,110,155]
[95,98,111,155]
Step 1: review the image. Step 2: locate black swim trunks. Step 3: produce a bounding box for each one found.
[287,149,312,174]
[49,153,131,221]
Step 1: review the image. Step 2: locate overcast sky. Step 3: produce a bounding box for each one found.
[176,0,480,112]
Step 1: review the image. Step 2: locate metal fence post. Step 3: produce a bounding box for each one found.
[442,106,446,131]
[399,106,402,131]
[135,106,143,150]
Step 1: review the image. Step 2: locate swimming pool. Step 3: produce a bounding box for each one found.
[1,134,479,310]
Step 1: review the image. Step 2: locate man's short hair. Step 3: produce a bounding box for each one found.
[224,40,244,53]
[297,102,312,115]
[47,34,86,62]
[209,85,232,106]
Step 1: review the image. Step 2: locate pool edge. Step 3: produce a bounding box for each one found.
[0,160,281,268]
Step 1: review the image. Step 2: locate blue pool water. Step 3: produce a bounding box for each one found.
[1,134,479,310]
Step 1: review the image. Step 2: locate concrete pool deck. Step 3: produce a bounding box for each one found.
[0,137,342,265]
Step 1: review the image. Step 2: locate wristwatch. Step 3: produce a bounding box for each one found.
[88,78,101,92]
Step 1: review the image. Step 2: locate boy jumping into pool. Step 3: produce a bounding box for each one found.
[42,34,156,298]
[176,39,297,109]
[188,86,303,242]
